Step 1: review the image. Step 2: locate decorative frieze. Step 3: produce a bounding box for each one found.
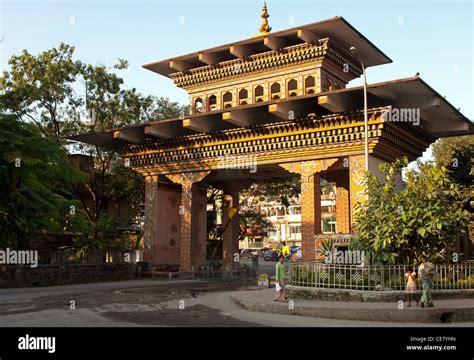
[122,111,383,171]
[118,106,433,176]
[171,39,361,89]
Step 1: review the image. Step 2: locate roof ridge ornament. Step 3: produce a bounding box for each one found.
[258,0,272,35]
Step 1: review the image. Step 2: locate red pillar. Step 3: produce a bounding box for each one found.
[180,184,193,271]
[192,185,208,270]
[143,175,159,264]
[335,171,350,234]
[300,173,321,261]
[165,171,210,271]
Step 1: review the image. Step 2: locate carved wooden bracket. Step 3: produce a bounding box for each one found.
[279,158,339,194]
[165,171,211,200]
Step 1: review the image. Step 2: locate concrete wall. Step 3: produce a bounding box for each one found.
[369,155,404,192]
[368,155,386,182]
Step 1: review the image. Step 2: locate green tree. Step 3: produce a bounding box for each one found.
[238,188,273,241]
[432,135,474,259]
[352,157,469,265]
[0,114,86,248]
[259,176,300,207]
[234,177,300,245]
[1,43,188,249]
[68,51,187,245]
[0,43,82,140]
[105,161,145,227]
[432,135,473,187]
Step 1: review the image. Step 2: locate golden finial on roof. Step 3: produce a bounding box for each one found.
[258,1,272,34]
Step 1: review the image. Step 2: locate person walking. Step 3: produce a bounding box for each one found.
[274,255,287,302]
[281,241,290,263]
[418,255,435,308]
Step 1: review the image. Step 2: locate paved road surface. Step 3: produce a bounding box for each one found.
[1,279,472,327]
[239,257,276,276]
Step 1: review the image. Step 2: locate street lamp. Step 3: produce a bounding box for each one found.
[349,46,369,172]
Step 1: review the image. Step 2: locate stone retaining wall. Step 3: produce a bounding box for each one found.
[235,297,474,323]
[287,285,474,302]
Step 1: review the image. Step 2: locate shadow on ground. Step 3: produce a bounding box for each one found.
[102,304,265,327]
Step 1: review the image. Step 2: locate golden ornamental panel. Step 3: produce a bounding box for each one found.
[349,155,367,205]
[144,175,158,250]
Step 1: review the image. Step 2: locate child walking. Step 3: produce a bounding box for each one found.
[404,269,419,307]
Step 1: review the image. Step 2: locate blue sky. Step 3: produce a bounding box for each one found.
[1,0,473,125]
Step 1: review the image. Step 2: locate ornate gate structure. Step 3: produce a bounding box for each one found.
[73,11,472,271]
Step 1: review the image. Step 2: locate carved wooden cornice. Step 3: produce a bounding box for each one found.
[117,108,433,175]
[171,39,361,89]
[120,111,381,167]
[118,110,382,155]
